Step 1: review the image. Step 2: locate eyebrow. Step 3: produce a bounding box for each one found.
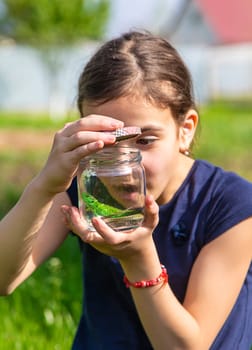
[141,125,163,133]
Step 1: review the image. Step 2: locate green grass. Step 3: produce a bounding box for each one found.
[194,101,252,180]
[0,111,77,129]
[0,101,252,349]
[0,150,47,216]
[0,237,82,350]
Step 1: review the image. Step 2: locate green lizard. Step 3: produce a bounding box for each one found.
[81,192,141,218]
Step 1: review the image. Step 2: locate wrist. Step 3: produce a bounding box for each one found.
[123,264,168,289]
[119,238,162,282]
[25,176,56,203]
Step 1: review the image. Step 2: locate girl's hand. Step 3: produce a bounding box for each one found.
[61,195,159,261]
[35,116,123,195]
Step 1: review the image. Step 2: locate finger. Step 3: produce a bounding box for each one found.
[92,217,132,245]
[141,195,159,230]
[54,116,123,156]
[90,196,159,244]
[62,139,108,166]
[61,116,124,138]
[65,130,117,152]
[61,205,104,243]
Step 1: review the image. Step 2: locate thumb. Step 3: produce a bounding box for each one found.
[142,195,159,230]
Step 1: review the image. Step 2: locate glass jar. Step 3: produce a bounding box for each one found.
[77,146,146,232]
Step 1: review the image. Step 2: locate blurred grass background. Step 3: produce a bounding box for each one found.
[0,101,252,349]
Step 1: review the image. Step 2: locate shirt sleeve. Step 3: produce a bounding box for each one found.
[205,172,252,243]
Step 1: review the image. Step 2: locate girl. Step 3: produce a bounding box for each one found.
[1,31,252,350]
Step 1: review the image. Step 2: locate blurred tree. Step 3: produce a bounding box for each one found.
[0,0,110,117]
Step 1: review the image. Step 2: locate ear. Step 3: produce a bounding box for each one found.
[179,109,198,153]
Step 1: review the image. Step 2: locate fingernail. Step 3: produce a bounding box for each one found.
[106,134,116,141]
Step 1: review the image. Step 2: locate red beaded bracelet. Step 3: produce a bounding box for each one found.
[123,265,168,288]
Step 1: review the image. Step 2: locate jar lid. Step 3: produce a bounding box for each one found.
[110,126,141,141]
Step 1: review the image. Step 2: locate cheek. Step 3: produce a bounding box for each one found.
[142,153,165,179]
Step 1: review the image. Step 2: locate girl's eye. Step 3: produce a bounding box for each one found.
[136,137,157,145]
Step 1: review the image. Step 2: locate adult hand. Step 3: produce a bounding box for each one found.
[35,116,124,195]
[61,195,159,261]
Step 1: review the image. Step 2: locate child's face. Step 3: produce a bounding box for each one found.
[82,96,196,205]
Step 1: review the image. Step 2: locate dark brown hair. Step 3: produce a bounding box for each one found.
[77,31,196,124]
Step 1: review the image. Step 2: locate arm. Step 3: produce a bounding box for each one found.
[0,189,71,295]
[0,179,60,295]
[63,196,252,350]
[121,217,252,350]
[0,116,124,295]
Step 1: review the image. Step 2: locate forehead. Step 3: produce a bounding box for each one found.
[82,96,175,128]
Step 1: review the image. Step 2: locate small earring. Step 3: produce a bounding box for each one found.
[180,149,190,156]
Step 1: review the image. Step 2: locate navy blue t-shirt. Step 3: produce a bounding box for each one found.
[67,160,252,349]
